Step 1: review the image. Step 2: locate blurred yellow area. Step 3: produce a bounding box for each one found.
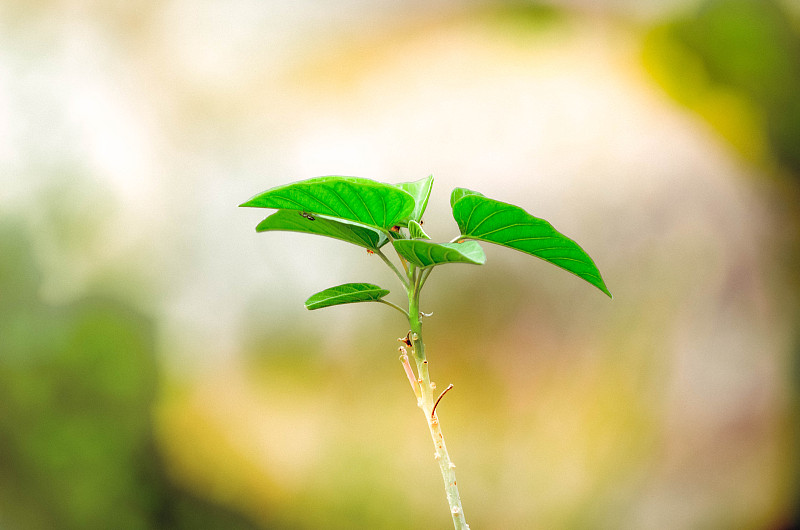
[1,1,799,528]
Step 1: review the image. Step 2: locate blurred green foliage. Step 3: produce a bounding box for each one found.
[0,220,261,529]
[645,4,800,523]
[644,0,800,175]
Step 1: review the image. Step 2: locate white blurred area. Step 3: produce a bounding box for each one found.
[0,0,774,356]
[1,1,796,528]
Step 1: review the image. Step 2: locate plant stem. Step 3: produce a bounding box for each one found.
[377,299,410,318]
[407,290,470,530]
[379,242,469,528]
[376,248,409,288]
[418,267,433,293]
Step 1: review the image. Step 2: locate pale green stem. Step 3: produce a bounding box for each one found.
[377,299,409,318]
[387,233,411,277]
[417,267,433,294]
[407,289,469,530]
[413,267,423,299]
[375,248,409,288]
[382,241,469,528]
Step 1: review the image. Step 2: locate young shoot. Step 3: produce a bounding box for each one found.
[241,175,611,529]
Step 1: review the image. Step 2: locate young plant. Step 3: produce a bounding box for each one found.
[240,175,611,529]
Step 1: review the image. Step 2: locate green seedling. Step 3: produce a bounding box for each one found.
[241,175,611,529]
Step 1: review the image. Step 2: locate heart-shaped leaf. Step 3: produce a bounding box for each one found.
[396,175,433,224]
[392,239,486,268]
[305,283,391,310]
[451,188,612,297]
[256,210,388,250]
[240,176,415,231]
[408,220,431,240]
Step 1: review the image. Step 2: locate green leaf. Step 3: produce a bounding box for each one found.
[392,239,486,268]
[395,175,433,223]
[408,220,431,240]
[451,188,612,297]
[240,176,415,231]
[305,283,391,310]
[450,187,483,208]
[256,209,388,250]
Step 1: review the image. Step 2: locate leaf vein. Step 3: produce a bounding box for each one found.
[328,187,362,222]
[469,208,504,234]
[292,187,335,214]
[475,222,550,238]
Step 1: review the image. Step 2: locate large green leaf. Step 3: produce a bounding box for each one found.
[240,176,415,231]
[395,175,433,223]
[392,239,486,268]
[451,188,612,297]
[256,209,388,250]
[305,283,391,310]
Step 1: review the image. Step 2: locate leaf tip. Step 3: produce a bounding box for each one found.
[596,281,613,299]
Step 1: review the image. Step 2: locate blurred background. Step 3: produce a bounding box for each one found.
[1,0,799,528]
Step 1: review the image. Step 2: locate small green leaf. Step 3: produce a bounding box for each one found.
[240,176,415,231]
[256,210,388,250]
[408,220,431,240]
[305,283,390,310]
[392,240,486,268]
[451,188,612,297]
[396,175,433,223]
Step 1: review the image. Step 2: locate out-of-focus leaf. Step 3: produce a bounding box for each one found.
[240,176,415,231]
[451,188,612,297]
[408,220,431,240]
[256,210,388,250]
[392,239,485,268]
[395,175,433,223]
[305,283,390,310]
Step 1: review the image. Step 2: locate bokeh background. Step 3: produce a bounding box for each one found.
[2,0,799,528]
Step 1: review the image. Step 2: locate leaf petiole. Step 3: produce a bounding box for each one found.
[417,267,434,293]
[375,248,410,289]
[377,299,410,318]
